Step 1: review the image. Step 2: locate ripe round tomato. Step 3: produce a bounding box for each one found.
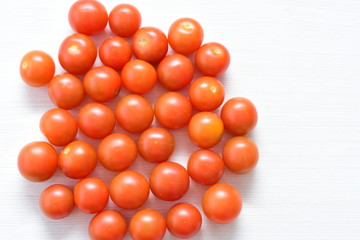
[48,73,84,110]
[195,42,230,77]
[189,76,225,111]
[109,3,141,37]
[98,133,137,172]
[187,149,224,185]
[58,141,97,179]
[99,36,132,70]
[132,27,168,63]
[130,208,166,240]
[222,136,259,174]
[115,94,154,133]
[18,142,58,182]
[202,183,242,224]
[166,203,202,239]
[74,177,109,214]
[149,162,189,201]
[109,170,149,210]
[39,108,78,146]
[78,103,115,139]
[188,112,224,149]
[39,184,74,220]
[168,18,204,55]
[138,127,175,163]
[154,92,192,130]
[20,50,55,87]
[68,0,108,36]
[157,54,194,91]
[121,59,157,94]
[58,33,97,74]
[221,97,258,136]
[88,210,127,240]
[84,66,122,102]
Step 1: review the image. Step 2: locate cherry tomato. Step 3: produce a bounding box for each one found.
[115,94,154,133]
[121,60,157,94]
[137,127,175,163]
[99,36,132,70]
[48,73,84,109]
[130,208,166,240]
[58,33,97,74]
[157,53,194,91]
[20,50,55,87]
[221,97,258,136]
[68,0,108,36]
[18,142,58,182]
[202,183,242,224]
[168,18,204,55]
[58,141,97,179]
[132,27,168,63]
[39,184,74,220]
[98,133,137,172]
[222,136,259,174]
[88,210,127,240]
[109,170,149,210]
[39,108,78,146]
[195,42,230,77]
[167,203,202,239]
[189,76,225,111]
[188,112,224,148]
[78,103,116,139]
[154,92,192,130]
[109,3,141,37]
[187,149,224,185]
[149,162,189,201]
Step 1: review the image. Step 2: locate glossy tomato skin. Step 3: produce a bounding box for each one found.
[39,184,74,220]
[88,209,127,240]
[99,36,132,70]
[167,203,202,239]
[48,73,84,109]
[58,141,97,179]
[222,136,259,174]
[132,27,168,63]
[109,170,149,210]
[130,208,166,240]
[154,92,192,130]
[202,183,242,224]
[98,133,137,172]
[188,112,224,149]
[68,0,108,36]
[18,142,58,182]
[157,54,194,91]
[109,3,141,37]
[58,33,97,74]
[40,108,78,146]
[221,97,258,136]
[168,18,204,55]
[115,94,154,133]
[20,50,55,87]
[195,42,230,77]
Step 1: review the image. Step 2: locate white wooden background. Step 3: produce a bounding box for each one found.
[0,0,360,239]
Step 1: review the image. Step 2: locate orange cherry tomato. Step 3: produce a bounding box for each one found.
[109,3,141,37]
[99,36,132,70]
[88,210,127,240]
[130,208,166,240]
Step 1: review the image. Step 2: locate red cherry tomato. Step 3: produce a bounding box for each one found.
[88,210,127,240]
[58,33,97,74]
[39,184,74,220]
[154,92,192,130]
[39,108,78,146]
[195,42,230,77]
[17,142,58,182]
[109,170,149,210]
[99,36,132,70]
[168,18,204,55]
[58,141,97,179]
[130,208,166,240]
[20,50,55,87]
[98,133,137,172]
[109,3,141,37]
[68,0,108,36]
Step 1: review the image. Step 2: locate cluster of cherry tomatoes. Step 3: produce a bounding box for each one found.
[18,1,259,239]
